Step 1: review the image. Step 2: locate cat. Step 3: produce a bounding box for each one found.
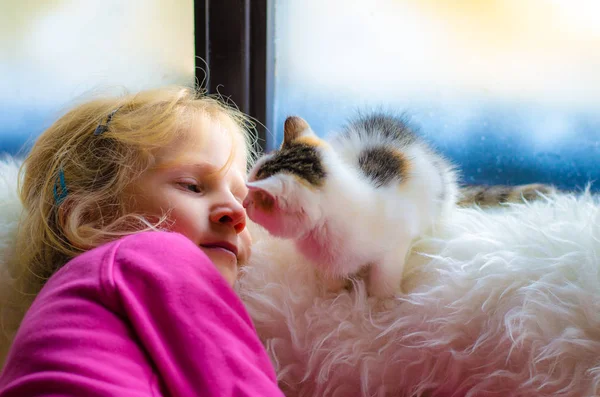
[243,113,555,298]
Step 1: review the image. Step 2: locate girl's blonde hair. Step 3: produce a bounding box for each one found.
[1,85,256,362]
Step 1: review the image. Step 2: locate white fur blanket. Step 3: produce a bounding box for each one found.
[1,158,600,396]
[239,190,600,396]
[0,158,23,279]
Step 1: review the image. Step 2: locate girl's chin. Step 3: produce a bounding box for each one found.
[201,247,238,286]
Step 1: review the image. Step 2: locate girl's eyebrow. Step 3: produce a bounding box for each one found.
[155,160,220,175]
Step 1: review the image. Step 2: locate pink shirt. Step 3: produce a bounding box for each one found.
[0,231,284,397]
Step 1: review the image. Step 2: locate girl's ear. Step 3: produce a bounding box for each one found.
[282,116,316,147]
[56,197,71,231]
[55,197,89,250]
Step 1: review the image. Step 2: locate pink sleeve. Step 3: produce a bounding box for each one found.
[107,231,284,397]
[0,231,283,397]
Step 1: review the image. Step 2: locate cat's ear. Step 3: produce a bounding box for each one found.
[283,116,315,146]
[246,177,283,196]
[245,177,283,212]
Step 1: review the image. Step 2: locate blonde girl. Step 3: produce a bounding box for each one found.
[0,86,284,397]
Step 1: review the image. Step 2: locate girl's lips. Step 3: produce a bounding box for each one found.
[200,242,238,258]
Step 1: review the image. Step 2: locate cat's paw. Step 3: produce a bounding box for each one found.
[367,256,407,298]
[371,296,400,312]
[367,265,404,298]
[321,274,348,294]
[367,279,403,299]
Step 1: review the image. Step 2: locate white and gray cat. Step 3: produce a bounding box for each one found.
[243,113,554,298]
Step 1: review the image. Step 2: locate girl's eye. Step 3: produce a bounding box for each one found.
[178,183,204,194]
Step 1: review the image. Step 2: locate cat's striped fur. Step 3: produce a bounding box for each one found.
[243,113,554,297]
[458,183,555,207]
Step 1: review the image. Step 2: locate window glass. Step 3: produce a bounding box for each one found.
[0,0,194,155]
[272,0,600,190]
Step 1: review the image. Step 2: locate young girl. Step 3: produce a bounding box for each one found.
[0,86,285,396]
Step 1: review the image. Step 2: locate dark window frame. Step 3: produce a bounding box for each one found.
[194,0,274,153]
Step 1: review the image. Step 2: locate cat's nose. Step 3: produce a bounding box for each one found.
[242,195,253,209]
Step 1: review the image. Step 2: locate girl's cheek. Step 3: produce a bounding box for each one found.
[239,229,252,266]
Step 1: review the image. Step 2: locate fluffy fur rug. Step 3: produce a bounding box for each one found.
[0,157,23,283]
[1,158,600,396]
[239,190,600,397]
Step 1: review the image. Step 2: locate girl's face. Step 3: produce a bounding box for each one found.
[127,114,251,286]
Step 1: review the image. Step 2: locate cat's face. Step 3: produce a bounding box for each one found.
[243,116,328,239]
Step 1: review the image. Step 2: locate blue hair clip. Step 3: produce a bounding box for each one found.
[53,167,68,205]
[94,107,121,136]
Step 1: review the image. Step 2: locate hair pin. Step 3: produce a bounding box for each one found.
[94,107,121,136]
[53,167,68,205]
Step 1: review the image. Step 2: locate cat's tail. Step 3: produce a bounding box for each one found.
[457,183,557,207]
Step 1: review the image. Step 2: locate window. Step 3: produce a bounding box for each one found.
[268,0,600,190]
[1,0,195,155]
[6,1,598,191]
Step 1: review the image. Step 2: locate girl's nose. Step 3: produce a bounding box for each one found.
[210,201,246,234]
